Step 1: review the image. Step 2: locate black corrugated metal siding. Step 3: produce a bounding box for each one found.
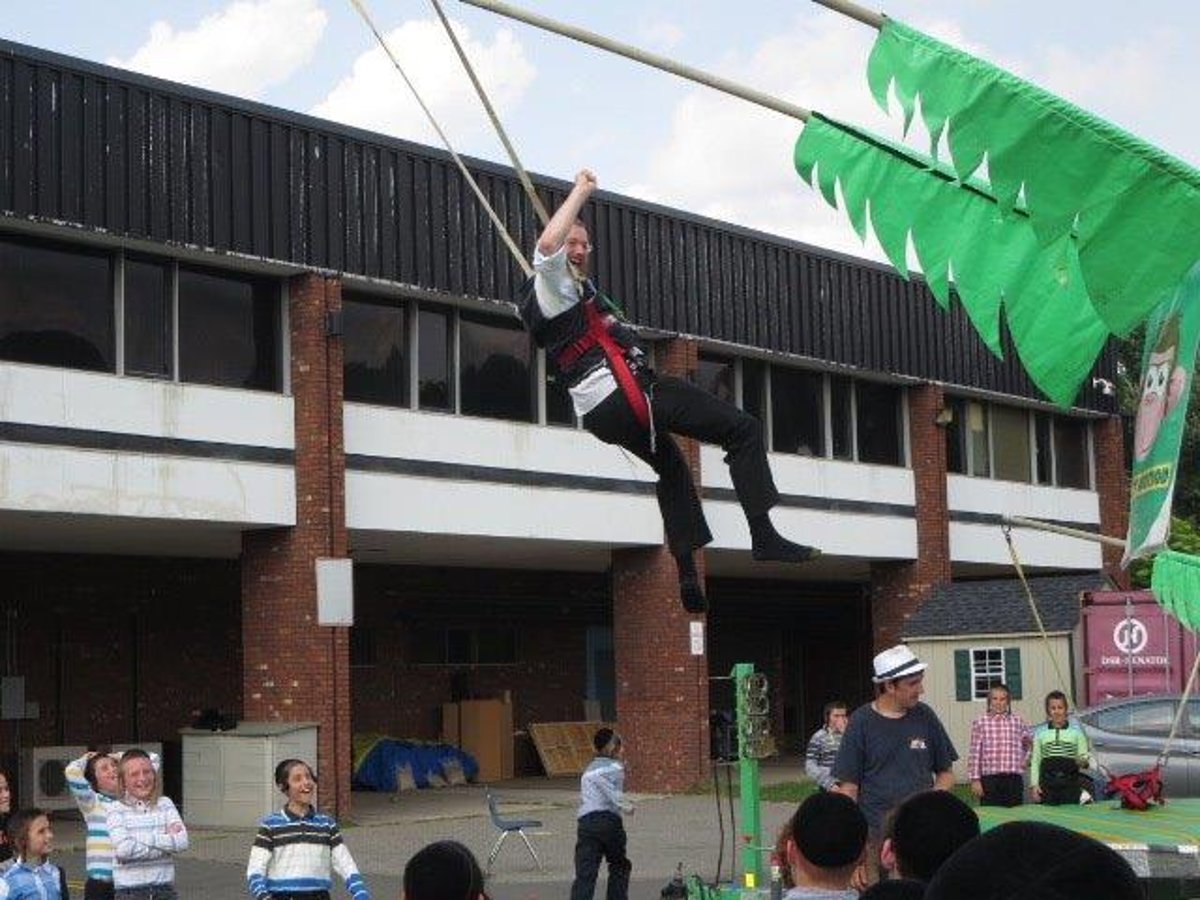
[0,39,1117,412]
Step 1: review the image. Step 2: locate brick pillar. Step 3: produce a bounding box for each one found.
[869,384,951,651]
[1094,415,1130,587]
[611,338,709,792]
[242,273,352,818]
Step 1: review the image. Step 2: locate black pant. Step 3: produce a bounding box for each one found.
[570,811,631,900]
[979,773,1024,807]
[582,374,779,556]
[84,879,115,900]
[1040,757,1082,806]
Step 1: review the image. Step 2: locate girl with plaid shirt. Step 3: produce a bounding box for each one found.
[967,684,1032,807]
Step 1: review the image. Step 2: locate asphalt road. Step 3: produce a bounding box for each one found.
[54,851,676,900]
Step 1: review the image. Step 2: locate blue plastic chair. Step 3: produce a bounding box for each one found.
[485,789,543,871]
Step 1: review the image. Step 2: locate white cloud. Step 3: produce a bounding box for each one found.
[620,14,899,262]
[310,18,534,153]
[619,11,1197,267]
[637,19,684,52]
[1034,30,1200,166]
[107,0,327,98]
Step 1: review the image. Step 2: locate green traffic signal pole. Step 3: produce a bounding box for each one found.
[733,663,763,891]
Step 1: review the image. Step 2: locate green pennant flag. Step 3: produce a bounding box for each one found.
[1123,262,1200,565]
[793,17,1200,407]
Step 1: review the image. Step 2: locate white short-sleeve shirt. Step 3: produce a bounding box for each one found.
[533,244,618,417]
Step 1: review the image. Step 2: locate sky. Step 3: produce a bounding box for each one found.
[4,1,1199,266]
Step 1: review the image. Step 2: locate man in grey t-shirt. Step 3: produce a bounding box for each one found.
[832,645,957,836]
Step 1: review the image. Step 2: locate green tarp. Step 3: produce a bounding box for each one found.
[977,798,1200,850]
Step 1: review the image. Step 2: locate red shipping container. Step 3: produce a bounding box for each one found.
[1082,590,1199,705]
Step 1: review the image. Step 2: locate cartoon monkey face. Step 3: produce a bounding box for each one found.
[1134,316,1188,461]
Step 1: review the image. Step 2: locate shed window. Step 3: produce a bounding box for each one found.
[955,647,1022,701]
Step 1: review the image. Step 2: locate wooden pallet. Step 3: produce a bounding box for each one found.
[528,721,613,776]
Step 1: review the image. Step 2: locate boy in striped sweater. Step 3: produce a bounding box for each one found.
[246,759,369,900]
[106,749,187,900]
[66,749,161,900]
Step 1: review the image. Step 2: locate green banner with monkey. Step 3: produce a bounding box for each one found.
[1124,262,1200,566]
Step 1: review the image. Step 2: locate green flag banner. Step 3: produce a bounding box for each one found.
[1123,262,1200,565]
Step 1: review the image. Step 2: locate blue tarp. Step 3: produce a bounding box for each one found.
[352,737,479,791]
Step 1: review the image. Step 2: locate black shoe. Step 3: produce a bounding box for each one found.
[751,533,822,564]
[680,575,708,614]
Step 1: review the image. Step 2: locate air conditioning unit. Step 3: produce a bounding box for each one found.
[20,743,165,812]
[20,746,87,811]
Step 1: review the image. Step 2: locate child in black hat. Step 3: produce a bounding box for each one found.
[880,790,979,883]
[924,821,1140,900]
[784,792,867,899]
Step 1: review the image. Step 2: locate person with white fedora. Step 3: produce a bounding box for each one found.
[831,645,957,884]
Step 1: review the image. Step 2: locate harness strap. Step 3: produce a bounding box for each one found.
[581,300,650,428]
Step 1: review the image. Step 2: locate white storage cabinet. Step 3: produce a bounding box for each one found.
[181,722,317,827]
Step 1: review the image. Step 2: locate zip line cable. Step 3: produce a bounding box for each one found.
[346,0,533,277]
[1002,518,1197,777]
[1001,524,1073,708]
[427,0,550,226]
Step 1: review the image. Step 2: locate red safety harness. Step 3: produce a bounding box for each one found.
[556,299,650,428]
[1105,765,1165,811]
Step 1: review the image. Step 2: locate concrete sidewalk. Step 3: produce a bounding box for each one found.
[48,760,807,887]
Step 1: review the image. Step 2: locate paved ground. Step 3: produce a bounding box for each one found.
[48,761,805,899]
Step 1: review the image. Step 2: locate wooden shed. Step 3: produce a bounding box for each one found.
[903,573,1112,782]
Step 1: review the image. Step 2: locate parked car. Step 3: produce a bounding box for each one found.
[1077,695,1200,798]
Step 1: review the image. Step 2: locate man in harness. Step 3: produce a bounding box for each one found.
[522,169,820,613]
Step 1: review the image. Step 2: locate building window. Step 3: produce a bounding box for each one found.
[545,356,576,426]
[1054,418,1091,489]
[418,307,453,411]
[695,352,736,404]
[947,398,1092,489]
[945,399,990,476]
[0,235,114,373]
[830,375,853,461]
[458,310,533,422]
[178,266,280,391]
[123,256,173,379]
[344,293,408,407]
[771,366,824,456]
[1034,413,1053,484]
[992,405,1032,483]
[856,381,903,465]
[742,359,767,426]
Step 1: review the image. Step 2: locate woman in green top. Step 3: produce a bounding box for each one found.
[1031,691,1090,805]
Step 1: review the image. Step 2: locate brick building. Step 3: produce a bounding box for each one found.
[0,39,1126,813]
